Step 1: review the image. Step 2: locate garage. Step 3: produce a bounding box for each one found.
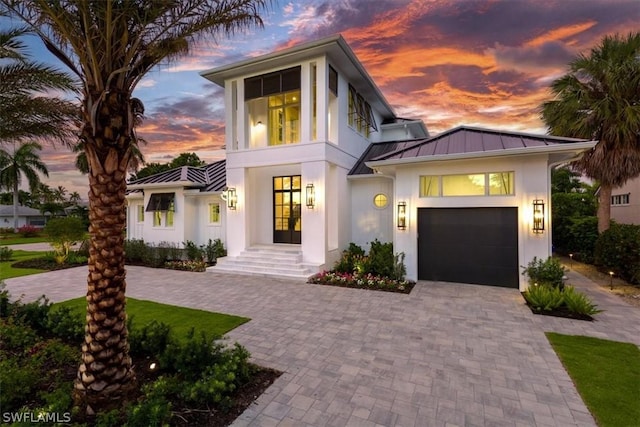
[417,207,519,288]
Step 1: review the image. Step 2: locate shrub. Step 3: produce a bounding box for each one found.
[523,284,564,311]
[17,224,40,237]
[164,260,207,272]
[334,243,365,273]
[0,246,13,261]
[0,356,40,411]
[566,216,599,263]
[594,222,640,285]
[44,217,87,264]
[522,256,565,288]
[562,286,602,316]
[184,240,203,261]
[129,319,175,359]
[204,238,226,264]
[364,239,394,277]
[47,305,84,342]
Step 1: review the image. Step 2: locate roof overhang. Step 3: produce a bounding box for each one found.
[127,181,205,191]
[365,140,597,170]
[200,34,396,118]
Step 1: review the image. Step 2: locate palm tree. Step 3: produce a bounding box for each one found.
[0,0,269,415]
[0,14,77,146]
[541,32,640,233]
[0,142,49,230]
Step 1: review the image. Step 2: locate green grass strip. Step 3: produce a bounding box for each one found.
[0,236,50,245]
[546,332,640,427]
[56,297,250,340]
[0,250,48,280]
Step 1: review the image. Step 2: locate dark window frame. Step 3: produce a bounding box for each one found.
[244,66,301,101]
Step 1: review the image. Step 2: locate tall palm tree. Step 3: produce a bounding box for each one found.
[541,32,640,233]
[0,142,49,230]
[0,0,269,415]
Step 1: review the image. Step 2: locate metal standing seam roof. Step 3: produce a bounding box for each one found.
[127,160,227,192]
[348,140,417,175]
[373,126,591,162]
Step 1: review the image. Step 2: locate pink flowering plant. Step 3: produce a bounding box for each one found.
[308,241,415,293]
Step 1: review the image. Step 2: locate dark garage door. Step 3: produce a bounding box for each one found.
[417,207,519,288]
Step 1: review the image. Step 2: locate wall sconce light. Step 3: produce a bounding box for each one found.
[222,187,237,210]
[533,199,544,233]
[306,183,315,209]
[397,201,407,230]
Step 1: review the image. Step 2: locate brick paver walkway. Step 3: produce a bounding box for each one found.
[5,265,639,426]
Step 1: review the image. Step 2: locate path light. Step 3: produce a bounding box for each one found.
[609,271,614,290]
[533,199,545,233]
[569,253,573,270]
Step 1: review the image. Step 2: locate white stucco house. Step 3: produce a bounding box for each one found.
[0,204,47,228]
[126,35,597,290]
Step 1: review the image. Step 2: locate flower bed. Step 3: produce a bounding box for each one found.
[163,260,208,272]
[308,271,414,294]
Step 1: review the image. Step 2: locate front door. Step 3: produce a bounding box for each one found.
[273,175,301,244]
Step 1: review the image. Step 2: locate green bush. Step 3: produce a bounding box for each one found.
[364,239,394,278]
[0,246,13,261]
[594,223,640,285]
[129,319,175,359]
[566,216,599,263]
[47,305,84,342]
[523,284,564,311]
[562,286,602,316]
[205,238,226,264]
[0,318,40,351]
[334,243,365,273]
[522,256,565,288]
[0,356,40,411]
[124,238,148,263]
[44,217,87,264]
[184,240,203,261]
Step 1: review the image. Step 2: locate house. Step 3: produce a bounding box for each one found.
[0,204,47,229]
[127,35,596,290]
[610,176,639,225]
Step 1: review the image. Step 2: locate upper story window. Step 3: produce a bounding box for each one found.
[420,172,515,197]
[245,67,301,147]
[348,84,377,137]
[612,194,630,205]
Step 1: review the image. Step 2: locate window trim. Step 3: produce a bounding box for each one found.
[611,193,630,206]
[208,202,221,224]
[373,193,388,209]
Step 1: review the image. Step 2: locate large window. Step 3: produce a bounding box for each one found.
[268,90,300,145]
[147,193,175,227]
[137,205,144,222]
[245,67,301,146]
[420,172,515,197]
[348,84,377,137]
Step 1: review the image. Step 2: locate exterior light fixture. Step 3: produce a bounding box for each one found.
[306,183,315,209]
[222,187,237,210]
[397,201,407,230]
[532,199,544,233]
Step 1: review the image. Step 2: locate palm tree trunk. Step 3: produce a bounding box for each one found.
[12,181,19,232]
[73,144,136,415]
[597,184,612,233]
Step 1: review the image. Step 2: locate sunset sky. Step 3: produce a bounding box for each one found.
[2,0,638,198]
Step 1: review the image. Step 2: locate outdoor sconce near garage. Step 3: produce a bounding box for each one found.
[397,201,407,230]
[222,187,237,210]
[306,183,315,209]
[533,199,545,233]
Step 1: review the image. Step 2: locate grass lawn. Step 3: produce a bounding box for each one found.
[0,235,49,245]
[0,250,47,280]
[56,297,250,339]
[546,332,640,427]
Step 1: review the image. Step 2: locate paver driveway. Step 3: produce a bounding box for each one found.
[5,266,639,426]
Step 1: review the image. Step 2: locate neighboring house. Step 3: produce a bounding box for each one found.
[610,177,639,225]
[128,35,596,290]
[0,204,47,228]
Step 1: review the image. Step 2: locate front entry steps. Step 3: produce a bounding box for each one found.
[207,245,319,280]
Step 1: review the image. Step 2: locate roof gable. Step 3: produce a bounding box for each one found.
[128,160,226,192]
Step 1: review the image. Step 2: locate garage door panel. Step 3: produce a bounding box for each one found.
[418,207,519,288]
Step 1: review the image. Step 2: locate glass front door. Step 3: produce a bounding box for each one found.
[273,175,301,244]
